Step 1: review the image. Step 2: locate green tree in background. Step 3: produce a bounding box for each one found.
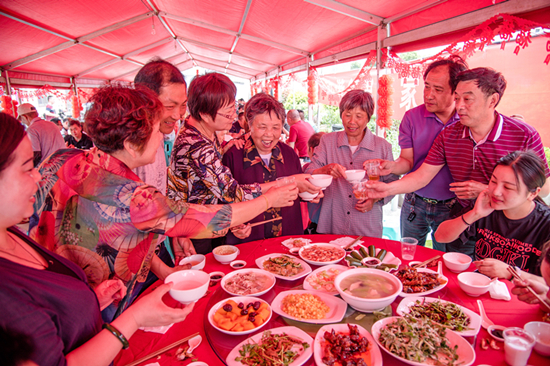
[281,90,308,118]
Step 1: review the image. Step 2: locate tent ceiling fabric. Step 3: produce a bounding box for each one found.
[0,0,548,88]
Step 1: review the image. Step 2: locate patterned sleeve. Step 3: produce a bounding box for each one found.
[171,136,261,203]
[424,128,447,166]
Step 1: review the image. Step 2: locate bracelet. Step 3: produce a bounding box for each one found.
[262,195,270,211]
[103,323,129,349]
[461,215,471,227]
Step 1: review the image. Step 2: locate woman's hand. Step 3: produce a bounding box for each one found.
[172,237,196,264]
[511,278,550,310]
[129,283,196,328]
[317,163,347,179]
[363,159,392,176]
[231,224,252,239]
[355,199,375,213]
[310,189,324,204]
[474,258,510,279]
[94,279,127,311]
[264,184,299,208]
[292,173,322,194]
[472,189,494,219]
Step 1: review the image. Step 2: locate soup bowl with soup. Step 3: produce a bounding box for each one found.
[334,268,402,312]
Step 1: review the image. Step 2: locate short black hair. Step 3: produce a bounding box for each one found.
[423,55,468,92]
[188,73,236,121]
[134,58,186,96]
[456,67,507,107]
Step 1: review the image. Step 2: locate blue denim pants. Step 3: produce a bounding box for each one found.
[400,193,457,252]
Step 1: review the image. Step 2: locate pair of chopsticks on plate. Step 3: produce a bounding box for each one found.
[411,255,441,269]
[507,266,550,308]
[124,332,200,366]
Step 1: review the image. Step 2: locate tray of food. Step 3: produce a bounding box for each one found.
[298,243,346,266]
[303,264,349,295]
[314,323,382,366]
[255,253,312,281]
[395,267,448,297]
[208,297,272,335]
[396,296,482,337]
[226,326,313,366]
[281,237,313,250]
[270,290,347,324]
[221,268,276,297]
[372,316,475,366]
[344,244,401,272]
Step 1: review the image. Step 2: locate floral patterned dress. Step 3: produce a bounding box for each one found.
[31,148,232,296]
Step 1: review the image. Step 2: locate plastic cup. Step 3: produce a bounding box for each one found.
[366,162,380,181]
[276,176,295,187]
[503,327,536,366]
[401,237,418,260]
[352,179,368,201]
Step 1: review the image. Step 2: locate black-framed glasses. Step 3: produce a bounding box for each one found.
[217,108,237,120]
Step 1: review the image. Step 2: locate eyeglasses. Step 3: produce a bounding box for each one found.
[217,108,237,120]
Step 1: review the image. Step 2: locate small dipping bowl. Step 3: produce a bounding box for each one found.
[298,191,319,201]
[361,257,381,268]
[178,254,206,270]
[165,270,210,304]
[443,252,472,273]
[457,272,492,297]
[345,169,366,183]
[308,174,333,189]
[209,271,225,286]
[524,321,550,356]
[230,260,247,269]
[488,324,506,342]
[213,245,240,264]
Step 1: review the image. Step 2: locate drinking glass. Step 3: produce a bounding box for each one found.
[401,237,418,260]
[276,176,295,187]
[365,162,380,181]
[503,327,536,366]
[352,179,368,201]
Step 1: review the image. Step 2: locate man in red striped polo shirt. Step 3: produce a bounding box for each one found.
[366,67,550,256]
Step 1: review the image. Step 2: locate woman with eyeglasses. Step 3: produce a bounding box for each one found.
[168,73,320,254]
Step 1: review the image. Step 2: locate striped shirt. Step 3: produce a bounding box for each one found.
[305,130,398,238]
[425,113,549,205]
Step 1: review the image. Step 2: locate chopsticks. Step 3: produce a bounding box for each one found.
[123,332,200,366]
[412,255,441,269]
[507,266,550,308]
[343,236,363,250]
[249,217,281,228]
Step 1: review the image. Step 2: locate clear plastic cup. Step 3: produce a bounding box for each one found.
[276,176,295,187]
[401,237,418,260]
[503,327,536,366]
[365,162,380,181]
[352,178,368,201]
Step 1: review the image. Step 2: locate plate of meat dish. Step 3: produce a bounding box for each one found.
[271,290,347,324]
[394,266,448,297]
[281,237,313,250]
[303,264,349,295]
[372,316,475,366]
[396,296,482,337]
[226,326,313,366]
[221,268,276,297]
[314,323,382,366]
[299,243,346,266]
[255,253,312,281]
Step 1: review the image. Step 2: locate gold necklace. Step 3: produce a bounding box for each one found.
[0,234,50,269]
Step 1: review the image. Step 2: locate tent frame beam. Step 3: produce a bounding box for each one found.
[303,0,383,26]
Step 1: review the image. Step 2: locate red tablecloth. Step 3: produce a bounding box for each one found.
[114,235,548,366]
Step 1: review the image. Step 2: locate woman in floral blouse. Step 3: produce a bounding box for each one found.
[168,73,319,254]
[31,85,298,319]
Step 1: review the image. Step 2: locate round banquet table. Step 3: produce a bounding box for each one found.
[114,235,549,366]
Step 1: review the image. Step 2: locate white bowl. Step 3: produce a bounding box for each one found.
[334,268,402,312]
[208,296,272,335]
[178,254,206,270]
[308,174,333,189]
[524,321,550,356]
[443,253,472,273]
[345,169,365,183]
[299,191,319,201]
[165,270,210,304]
[213,245,240,264]
[457,272,492,297]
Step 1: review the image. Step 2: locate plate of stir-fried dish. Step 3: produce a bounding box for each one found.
[226,326,312,366]
[396,296,482,337]
[395,267,448,297]
[372,316,475,366]
[255,254,312,281]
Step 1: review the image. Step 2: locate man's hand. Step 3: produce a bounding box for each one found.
[449,180,487,200]
[364,180,390,200]
[363,159,393,176]
[355,199,375,213]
